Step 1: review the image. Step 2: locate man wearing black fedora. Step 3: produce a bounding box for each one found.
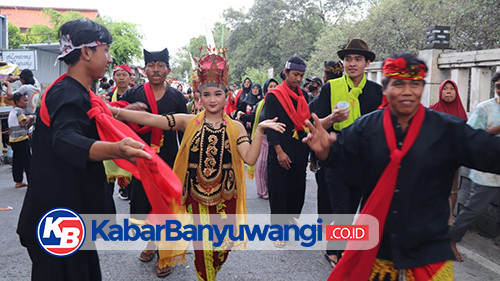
[312,38,383,268]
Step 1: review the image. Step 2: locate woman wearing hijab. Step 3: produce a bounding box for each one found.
[237,83,264,135]
[247,78,279,199]
[429,79,467,120]
[429,79,468,225]
[224,77,252,117]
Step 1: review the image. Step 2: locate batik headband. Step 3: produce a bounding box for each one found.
[285,61,306,72]
[54,34,104,65]
[324,61,344,75]
[382,57,427,81]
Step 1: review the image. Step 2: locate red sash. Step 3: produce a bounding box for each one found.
[266,82,310,131]
[40,74,182,223]
[125,82,163,148]
[224,90,235,115]
[377,95,388,110]
[234,89,244,106]
[328,105,426,281]
[224,89,241,115]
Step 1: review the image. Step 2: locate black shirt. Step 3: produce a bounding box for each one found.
[328,108,500,268]
[120,84,187,166]
[18,76,104,243]
[264,87,309,158]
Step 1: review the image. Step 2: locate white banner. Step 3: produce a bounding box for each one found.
[2,49,37,70]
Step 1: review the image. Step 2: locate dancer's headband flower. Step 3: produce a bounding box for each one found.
[382,57,427,81]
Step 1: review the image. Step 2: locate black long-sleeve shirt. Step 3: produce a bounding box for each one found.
[327,108,500,269]
[18,76,105,243]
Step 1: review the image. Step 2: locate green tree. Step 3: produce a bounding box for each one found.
[306,25,349,78]
[170,22,232,82]
[309,0,500,63]
[7,9,143,65]
[170,35,207,82]
[7,22,23,49]
[97,16,143,64]
[27,24,54,44]
[241,67,273,86]
[212,22,232,49]
[223,0,327,82]
[37,9,86,42]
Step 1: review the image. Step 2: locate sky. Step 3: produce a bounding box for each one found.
[2,0,252,56]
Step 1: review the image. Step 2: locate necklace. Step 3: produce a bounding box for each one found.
[204,117,224,128]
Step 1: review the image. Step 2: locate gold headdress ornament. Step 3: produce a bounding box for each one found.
[192,46,229,92]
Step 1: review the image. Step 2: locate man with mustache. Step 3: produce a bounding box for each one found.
[313,39,383,267]
[109,48,187,276]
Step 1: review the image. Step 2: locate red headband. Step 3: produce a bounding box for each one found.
[113,64,132,75]
[382,57,427,81]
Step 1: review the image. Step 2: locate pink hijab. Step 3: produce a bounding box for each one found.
[429,79,468,121]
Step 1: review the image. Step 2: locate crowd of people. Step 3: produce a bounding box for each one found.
[3,18,500,281]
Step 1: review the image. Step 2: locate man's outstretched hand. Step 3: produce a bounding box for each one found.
[302,113,337,161]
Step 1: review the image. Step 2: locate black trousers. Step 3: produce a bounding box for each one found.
[325,167,362,256]
[267,148,307,225]
[316,166,333,221]
[11,139,31,183]
[103,181,116,215]
[129,177,151,217]
[22,237,101,281]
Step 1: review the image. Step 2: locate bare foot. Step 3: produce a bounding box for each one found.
[15,182,28,188]
[451,242,464,262]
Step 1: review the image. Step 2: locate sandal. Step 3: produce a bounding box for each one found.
[324,253,338,268]
[139,250,156,262]
[273,240,286,248]
[155,262,171,278]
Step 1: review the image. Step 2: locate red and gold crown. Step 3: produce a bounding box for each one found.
[192,47,229,92]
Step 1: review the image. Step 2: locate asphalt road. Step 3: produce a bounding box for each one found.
[0,163,499,280]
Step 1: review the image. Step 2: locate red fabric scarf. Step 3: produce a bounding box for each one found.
[429,80,467,121]
[224,90,238,115]
[328,105,426,281]
[107,82,164,147]
[377,95,388,110]
[40,74,182,224]
[266,81,311,131]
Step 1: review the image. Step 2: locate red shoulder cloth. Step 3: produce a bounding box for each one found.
[39,74,182,223]
[265,82,310,131]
